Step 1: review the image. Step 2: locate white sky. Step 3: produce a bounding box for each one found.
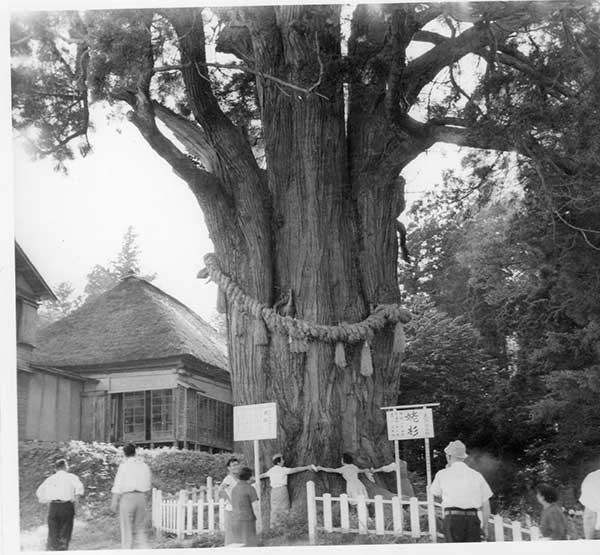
[13,118,462,320]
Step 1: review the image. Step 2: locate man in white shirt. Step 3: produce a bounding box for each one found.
[259,454,315,528]
[36,458,84,550]
[430,440,493,542]
[580,468,600,539]
[217,457,241,545]
[110,443,152,549]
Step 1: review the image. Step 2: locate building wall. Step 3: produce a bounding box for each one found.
[18,369,83,441]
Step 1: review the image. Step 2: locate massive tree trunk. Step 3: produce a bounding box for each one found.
[103,2,575,502]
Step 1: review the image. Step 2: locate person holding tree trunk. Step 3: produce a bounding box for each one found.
[316,453,375,518]
[36,459,84,551]
[259,454,316,528]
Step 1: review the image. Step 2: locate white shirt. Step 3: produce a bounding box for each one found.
[36,470,84,503]
[579,469,600,529]
[111,457,151,494]
[266,465,292,488]
[221,474,237,511]
[430,461,493,509]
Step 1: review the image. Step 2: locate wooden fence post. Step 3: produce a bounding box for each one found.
[511,520,522,541]
[306,481,317,545]
[427,486,437,542]
[493,515,505,541]
[206,477,213,500]
[530,526,541,541]
[156,489,163,534]
[176,490,186,539]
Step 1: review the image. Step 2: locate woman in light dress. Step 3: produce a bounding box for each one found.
[316,452,371,505]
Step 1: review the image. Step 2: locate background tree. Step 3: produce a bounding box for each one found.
[11,2,594,503]
[84,225,156,301]
[38,281,83,326]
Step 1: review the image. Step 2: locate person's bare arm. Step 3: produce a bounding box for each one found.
[481,499,491,540]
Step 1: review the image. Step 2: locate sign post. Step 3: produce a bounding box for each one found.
[233,402,278,534]
[382,403,439,540]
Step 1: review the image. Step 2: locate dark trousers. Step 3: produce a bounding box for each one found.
[47,501,75,551]
[443,513,482,543]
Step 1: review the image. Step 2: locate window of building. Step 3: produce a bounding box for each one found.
[151,389,173,437]
[123,391,145,439]
[196,393,232,444]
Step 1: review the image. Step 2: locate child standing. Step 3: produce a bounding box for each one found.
[536,483,568,540]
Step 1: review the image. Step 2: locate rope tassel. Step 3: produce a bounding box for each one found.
[335,341,347,369]
[254,318,269,346]
[360,340,373,377]
[393,322,406,355]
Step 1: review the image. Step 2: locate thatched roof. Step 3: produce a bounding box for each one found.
[34,276,227,371]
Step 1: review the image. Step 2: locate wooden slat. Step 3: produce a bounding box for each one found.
[409,497,420,538]
[197,495,205,533]
[374,495,385,535]
[207,497,215,532]
[323,494,333,532]
[392,496,403,534]
[186,500,193,534]
[340,494,350,532]
[357,495,368,534]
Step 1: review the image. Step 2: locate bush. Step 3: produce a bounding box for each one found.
[18,440,243,530]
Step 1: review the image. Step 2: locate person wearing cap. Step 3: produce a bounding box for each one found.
[36,458,84,550]
[110,443,152,549]
[579,467,600,539]
[430,440,493,542]
[259,454,315,528]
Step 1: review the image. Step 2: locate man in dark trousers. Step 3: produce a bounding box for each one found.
[431,440,493,542]
[36,459,84,550]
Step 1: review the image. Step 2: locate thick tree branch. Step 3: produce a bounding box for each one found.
[402,22,506,106]
[413,30,447,45]
[152,102,218,172]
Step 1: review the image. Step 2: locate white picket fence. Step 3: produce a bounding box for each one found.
[152,478,226,538]
[306,480,542,543]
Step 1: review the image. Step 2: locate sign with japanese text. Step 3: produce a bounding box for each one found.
[386,408,434,440]
[233,402,277,441]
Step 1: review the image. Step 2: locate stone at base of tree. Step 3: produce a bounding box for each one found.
[254,319,269,345]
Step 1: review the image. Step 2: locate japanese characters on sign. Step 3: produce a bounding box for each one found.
[233,402,277,441]
[386,408,434,440]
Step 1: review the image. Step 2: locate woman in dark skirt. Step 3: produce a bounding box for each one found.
[230,467,259,546]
